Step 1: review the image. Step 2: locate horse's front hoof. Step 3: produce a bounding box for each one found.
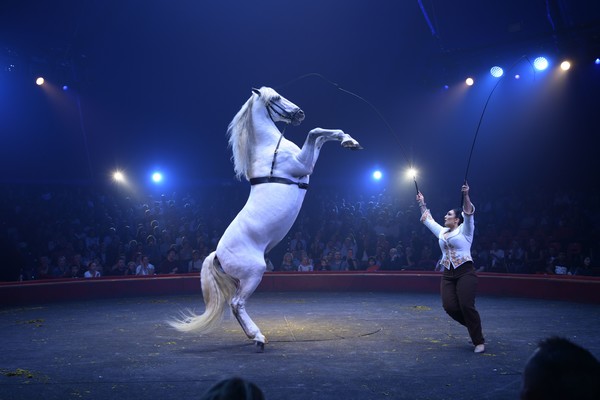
[342,141,363,150]
[255,341,265,353]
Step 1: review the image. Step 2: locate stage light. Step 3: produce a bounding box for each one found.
[152,172,163,183]
[36,77,45,85]
[533,57,549,71]
[443,85,449,90]
[113,171,125,183]
[406,168,419,193]
[62,85,69,91]
[490,66,504,78]
[372,170,382,180]
[514,74,521,79]
[465,77,474,86]
[560,61,571,71]
[595,58,600,65]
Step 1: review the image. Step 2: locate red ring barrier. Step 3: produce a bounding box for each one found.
[2,271,599,306]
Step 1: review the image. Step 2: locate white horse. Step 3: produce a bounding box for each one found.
[169,86,361,351]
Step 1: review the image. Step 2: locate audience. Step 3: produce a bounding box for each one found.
[84,261,101,278]
[159,248,180,274]
[109,256,128,276]
[278,252,295,272]
[297,255,314,272]
[316,257,331,271]
[520,336,600,400]
[189,249,204,273]
[1,183,599,282]
[136,255,155,276]
[341,248,360,271]
[199,377,264,400]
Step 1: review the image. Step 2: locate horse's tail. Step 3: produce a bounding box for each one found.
[168,251,238,333]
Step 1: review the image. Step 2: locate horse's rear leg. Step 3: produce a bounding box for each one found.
[230,277,266,352]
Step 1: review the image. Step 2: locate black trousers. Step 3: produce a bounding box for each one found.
[441,261,485,346]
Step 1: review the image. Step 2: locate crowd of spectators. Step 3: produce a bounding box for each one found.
[1,182,599,282]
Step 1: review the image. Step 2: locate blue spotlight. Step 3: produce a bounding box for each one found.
[595,58,600,65]
[372,170,382,180]
[152,172,163,183]
[62,85,69,91]
[533,57,549,71]
[490,66,504,78]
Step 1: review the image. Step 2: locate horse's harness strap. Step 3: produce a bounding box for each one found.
[269,132,284,178]
[250,176,308,190]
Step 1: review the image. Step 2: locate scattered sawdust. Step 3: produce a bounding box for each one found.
[2,368,34,378]
[1,368,49,383]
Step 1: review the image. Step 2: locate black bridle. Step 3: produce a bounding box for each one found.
[249,89,308,190]
[266,99,302,125]
[252,87,303,126]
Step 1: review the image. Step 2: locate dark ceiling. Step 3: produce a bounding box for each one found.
[1,1,599,192]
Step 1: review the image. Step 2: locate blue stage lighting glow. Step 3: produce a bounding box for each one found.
[372,170,382,180]
[514,74,521,80]
[152,172,163,183]
[533,57,549,71]
[490,66,504,78]
[465,77,474,86]
[595,58,600,65]
[62,85,69,91]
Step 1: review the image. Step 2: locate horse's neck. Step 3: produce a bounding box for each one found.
[231,105,281,179]
[251,106,280,144]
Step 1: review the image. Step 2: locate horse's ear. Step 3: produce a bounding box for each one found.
[251,88,261,97]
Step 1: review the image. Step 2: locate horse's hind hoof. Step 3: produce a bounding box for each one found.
[255,341,265,353]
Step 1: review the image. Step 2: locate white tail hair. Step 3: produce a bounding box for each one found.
[168,252,238,333]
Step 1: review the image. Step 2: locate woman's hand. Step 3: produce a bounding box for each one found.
[462,182,473,214]
[416,191,427,214]
[461,183,469,195]
[416,192,425,204]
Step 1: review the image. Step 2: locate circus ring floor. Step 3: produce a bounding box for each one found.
[1,272,599,400]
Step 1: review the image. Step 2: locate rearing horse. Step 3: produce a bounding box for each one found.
[169,86,361,351]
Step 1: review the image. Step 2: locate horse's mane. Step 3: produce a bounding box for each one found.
[226,87,279,181]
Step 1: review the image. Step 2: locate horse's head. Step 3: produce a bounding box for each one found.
[252,87,305,126]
